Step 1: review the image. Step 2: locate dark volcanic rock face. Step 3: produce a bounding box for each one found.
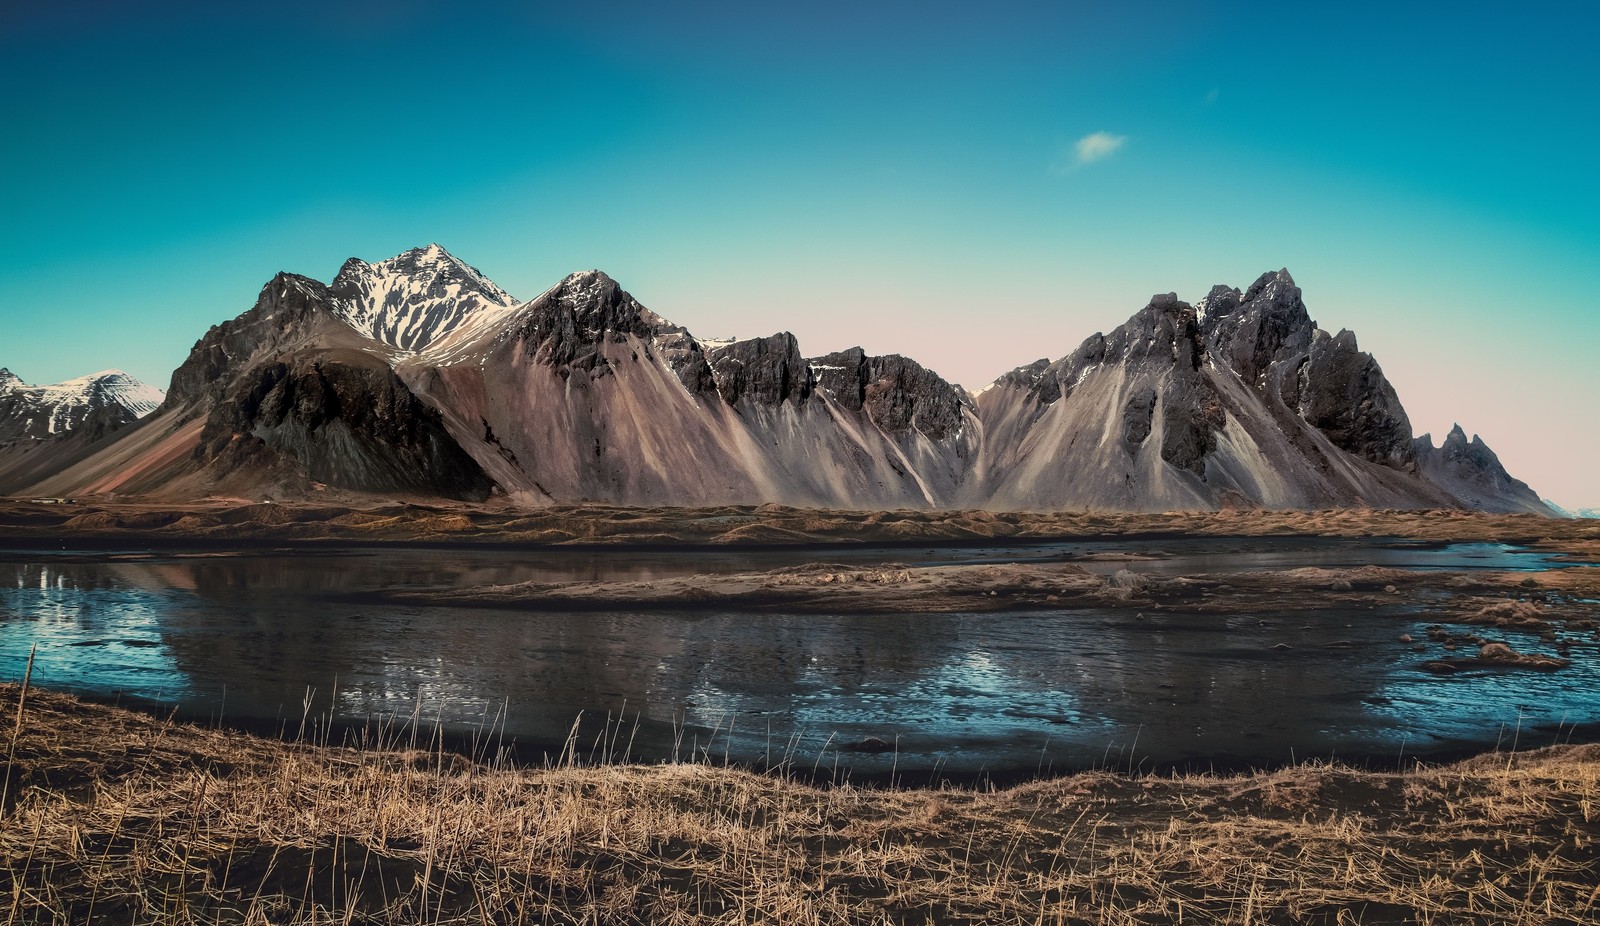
[1203,270,1315,388]
[1159,383,1226,476]
[1288,329,1416,469]
[164,274,334,413]
[509,271,718,394]
[1414,425,1546,515]
[1059,295,1224,475]
[706,334,814,406]
[1121,387,1156,448]
[1199,269,1415,470]
[197,359,493,501]
[1034,294,1210,403]
[511,272,655,371]
[810,348,968,441]
[990,358,1058,404]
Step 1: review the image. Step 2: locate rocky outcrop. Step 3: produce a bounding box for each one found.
[1414,425,1546,515]
[810,348,969,441]
[1200,270,1414,469]
[707,334,813,407]
[973,293,1236,508]
[196,357,492,500]
[1286,329,1415,470]
[1203,271,1315,387]
[986,358,1057,404]
[163,274,346,413]
[503,271,723,396]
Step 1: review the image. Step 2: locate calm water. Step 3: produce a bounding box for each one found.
[1,538,1595,781]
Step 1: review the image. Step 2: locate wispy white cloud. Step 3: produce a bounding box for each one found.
[1072,131,1126,166]
[1203,88,1219,106]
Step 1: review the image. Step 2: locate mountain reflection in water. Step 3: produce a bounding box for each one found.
[1,538,1594,781]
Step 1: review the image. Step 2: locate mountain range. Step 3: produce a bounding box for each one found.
[0,246,1551,515]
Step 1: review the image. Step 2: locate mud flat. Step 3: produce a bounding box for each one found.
[376,558,1600,619]
[374,560,1600,680]
[2,685,1596,925]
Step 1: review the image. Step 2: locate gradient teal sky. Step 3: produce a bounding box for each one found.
[2,1,1596,507]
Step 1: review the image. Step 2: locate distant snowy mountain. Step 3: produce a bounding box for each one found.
[0,368,164,444]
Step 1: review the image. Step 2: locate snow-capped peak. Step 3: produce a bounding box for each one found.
[0,368,165,440]
[39,370,165,419]
[330,244,520,354]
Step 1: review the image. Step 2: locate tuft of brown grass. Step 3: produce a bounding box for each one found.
[2,686,1597,924]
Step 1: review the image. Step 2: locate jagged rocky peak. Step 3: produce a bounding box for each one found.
[0,368,20,390]
[164,272,340,411]
[549,269,620,308]
[706,333,814,407]
[1188,268,1415,470]
[1421,424,1491,458]
[1023,291,1206,409]
[1203,268,1315,385]
[810,348,968,441]
[1195,284,1242,322]
[510,270,710,385]
[1116,292,1204,368]
[1414,424,1545,514]
[544,269,693,338]
[331,244,517,352]
[1287,327,1416,470]
[528,270,641,334]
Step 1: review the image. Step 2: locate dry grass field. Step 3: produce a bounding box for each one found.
[3,684,1597,925]
[3,499,1598,557]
